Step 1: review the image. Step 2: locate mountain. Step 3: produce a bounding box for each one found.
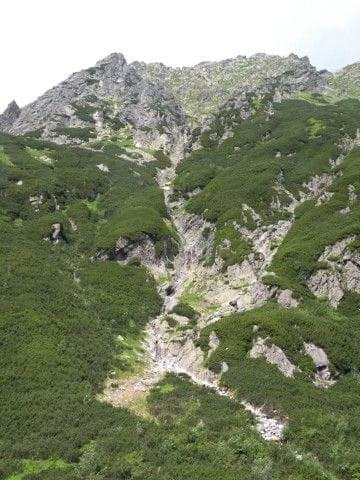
[0,53,328,145]
[0,52,360,480]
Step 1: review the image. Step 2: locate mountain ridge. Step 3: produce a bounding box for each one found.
[0,51,330,148]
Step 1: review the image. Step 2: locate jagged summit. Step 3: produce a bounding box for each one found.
[0,51,330,147]
[4,99,20,112]
[0,100,20,130]
[96,52,127,65]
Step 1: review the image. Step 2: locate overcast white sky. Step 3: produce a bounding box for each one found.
[1,0,360,112]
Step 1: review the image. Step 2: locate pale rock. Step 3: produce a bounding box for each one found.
[221,362,229,374]
[0,100,20,130]
[315,191,334,206]
[50,223,63,244]
[301,173,335,200]
[340,129,360,153]
[308,236,360,306]
[348,184,357,204]
[340,206,351,215]
[242,401,285,441]
[29,194,44,208]
[340,184,357,213]
[93,111,104,129]
[343,252,360,292]
[320,236,355,260]
[303,342,336,387]
[249,336,298,377]
[277,289,299,308]
[96,163,110,173]
[308,270,344,307]
[69,218,78,231]
[329,154,345,170]
[208,331,220,351]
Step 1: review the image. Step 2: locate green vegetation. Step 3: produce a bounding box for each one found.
[2,129,340,479]
[148,54,316,117]
[71,374,340,479]
[211,223,252,270]
[178,282,208,311]
[329,62,360,99]
[55,127,97,141]
[169,95,360,478]
[0,145,14,166]
[152,149,171,168]
[24,129,44,139]
[163,315,178,328]
[72,103,97,123]
[2,86,360,480]
[175,97,360,232]
[171,302,199,320]
[307,117,324,140]
[0,132,165,477]
[200,302,360,479]
[7,459,71,480]
[25,146,54,166]
[271,147,360,295]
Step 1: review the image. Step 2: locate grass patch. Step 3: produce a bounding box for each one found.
[171,302,199,320]
[7,458,72,480]
[55,127,96,141]
[0,145,14,167]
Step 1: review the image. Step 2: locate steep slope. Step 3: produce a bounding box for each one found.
[0,100,20,130]
[1,53,360,480]
[0,52,328,149]
[328,61,360,98]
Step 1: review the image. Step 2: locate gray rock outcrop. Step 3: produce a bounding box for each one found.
[303,342,336,387]
[93,235,171,278]
[277,289,299,308]
[249,336,298,377]
[0,100,20,131]
[308,236,360,307]
[0,52,330,152]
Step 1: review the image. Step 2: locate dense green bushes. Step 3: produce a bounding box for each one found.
[55,127,97,140]
[175,97,360,230]
[1,90,360,480]
[0,133,165,477]
[199,302,360,478]
[174,91,360,478]
[271,147,360,295]
[211,223,252,269]
[70,374,334,480]
[171,302,199,319]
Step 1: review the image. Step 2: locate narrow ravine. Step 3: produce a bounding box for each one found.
[101,135,350,439]
[102,133,285,441]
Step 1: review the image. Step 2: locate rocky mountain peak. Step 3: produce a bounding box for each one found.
[0,100,20,130]
[0,52,350,151]
[95,51,127,68]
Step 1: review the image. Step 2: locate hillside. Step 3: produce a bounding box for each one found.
[0,52,360,480]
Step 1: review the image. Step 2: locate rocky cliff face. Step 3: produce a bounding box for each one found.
[0,100,20,130]
[0,52,330,150]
